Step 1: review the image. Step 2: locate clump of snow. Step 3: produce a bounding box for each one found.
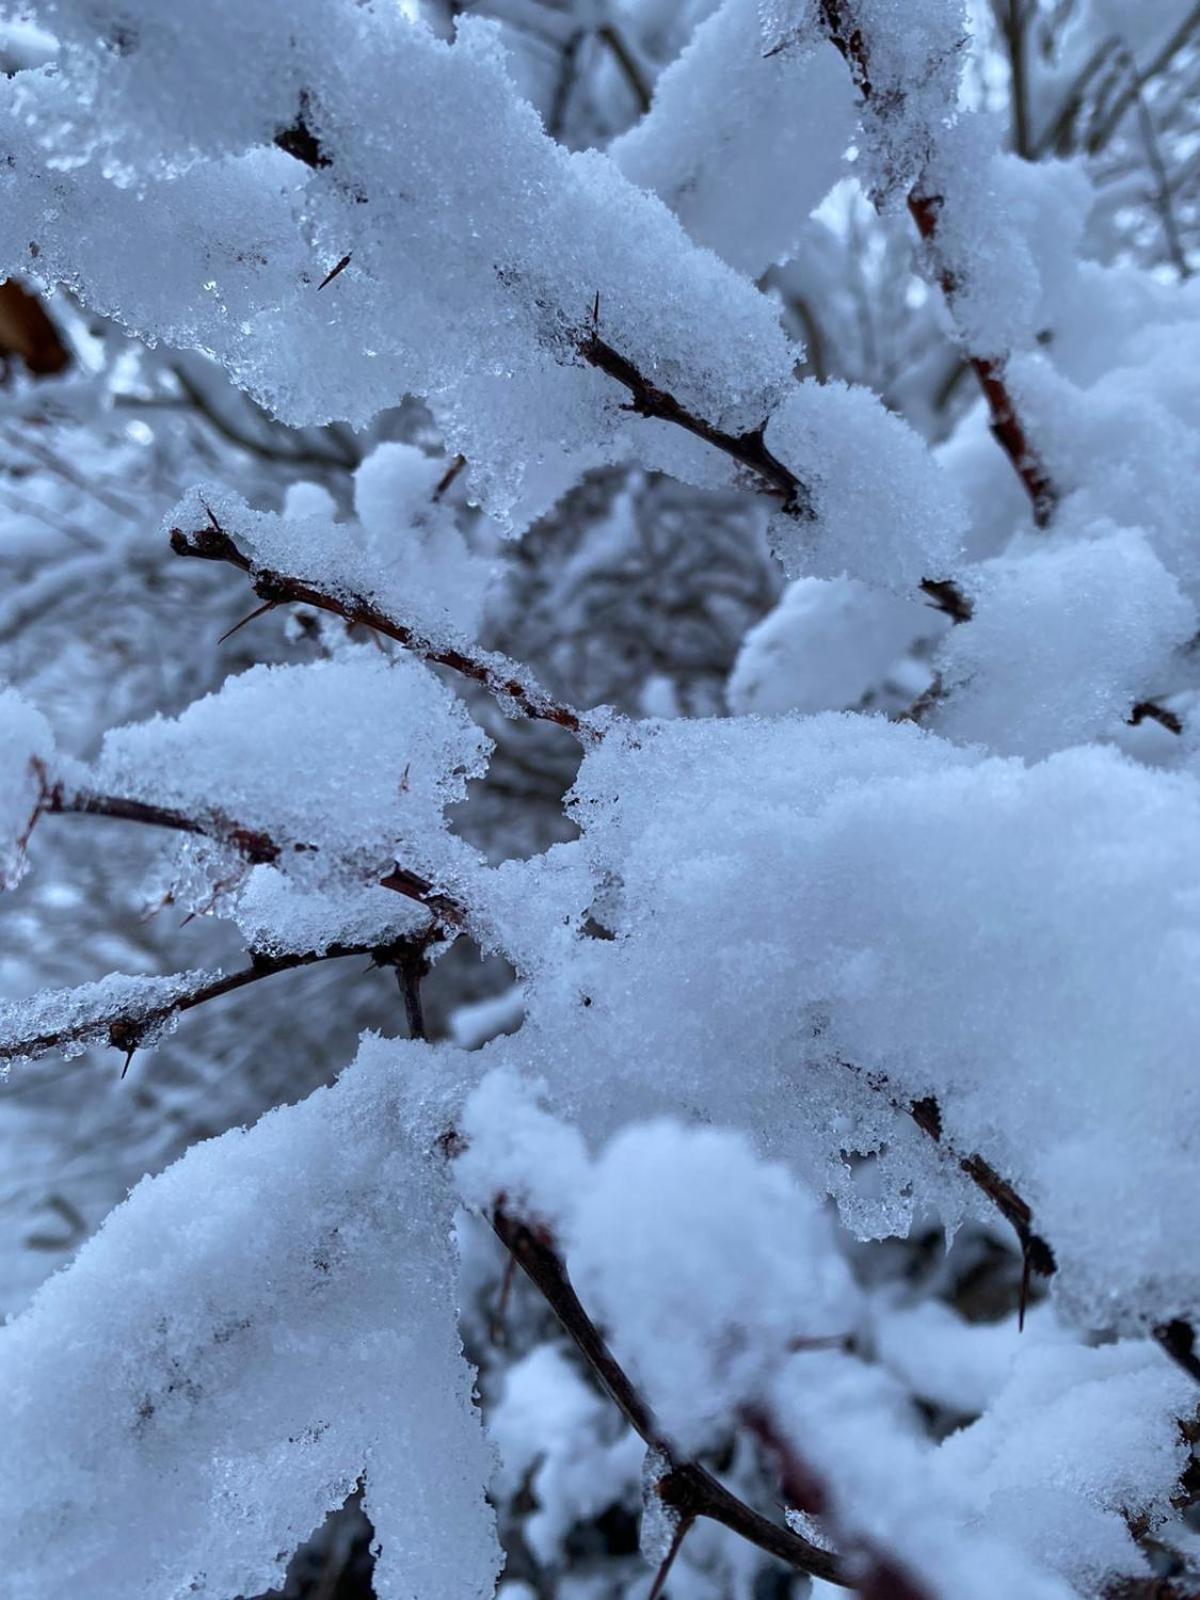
[933,528,1196,758]
[454,1067,589,1231]
[727,576,932,715]
[764,380,966,589]
[231,865,428,958]
[489,713,1200,1328]
[568,1120,860,1450]
[91,650,490,891]
[0,686,53,890]
[612,0,853,275]
[0,970,206,1070]
[765,0,967,200]
[0,12,801,529]
[0,1033,500,1600]
[920,116,1094,359]
[1011,320,1200,598]
[352,442,493,638]
[489,1344,642,1564]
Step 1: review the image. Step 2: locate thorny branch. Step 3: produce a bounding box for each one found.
[816,0,1060,529]
[578,326,816,519]
[170,516,601,745]
[908,1087,1200,1386]
[0,933,435,1070]
[578,315,981,630]
[32,769,470,932]
[815,4,1184,736]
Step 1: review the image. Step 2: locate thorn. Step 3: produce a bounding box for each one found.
[120,1048,137,1080]
[200,499,223,534]
[646,1514,693,1600]
[592,289,601,328]
[432,452,466,501]
[317,252,352,290]
[217,598,277,644]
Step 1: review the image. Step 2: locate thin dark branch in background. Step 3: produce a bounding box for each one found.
[1125,50,1193,279]
[1034,36,1121,156]
[1086,6,1200,154]
[169,364,359,471]
[999,0,1033,158]
[596,24,652,116]
[547,28,585,141]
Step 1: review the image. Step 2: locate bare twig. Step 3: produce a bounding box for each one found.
[907,191,1059,527]
[431,452,466,501]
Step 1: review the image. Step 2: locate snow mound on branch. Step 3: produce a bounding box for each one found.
[568,1120,861,1451]
[0,1033,500,1600]
[1,11,800,529]
[0,686,53,890]
[933,527,1195,758]
[0,970,206,1070]
[727,576,931,715]
[612,0,854,276]
[764,380,966,588]
[493,713,1200,1328]
[762,0,967,200]
[92,650,490,883]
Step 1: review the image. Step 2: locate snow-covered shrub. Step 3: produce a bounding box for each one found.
[2,2,1200,1598]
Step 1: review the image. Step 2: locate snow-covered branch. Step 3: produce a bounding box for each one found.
[170,507,603,744]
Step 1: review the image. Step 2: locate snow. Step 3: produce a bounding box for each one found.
[0,686,53,891]
[0,970,207,1069]
[567,1120,860,1451]
[0,1033,500,1600]
[91,649,490,896]
[489,1344,642,1564]
[920,117,1094,358]
[453,1067,589,1233]
[727,576,933,715]
[3,2,1200,1595]
[480,712,1200,1330]
[612,1,854,276]
[763,379,966,588]
[933,527,1196,758]
[0,11,800,529]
